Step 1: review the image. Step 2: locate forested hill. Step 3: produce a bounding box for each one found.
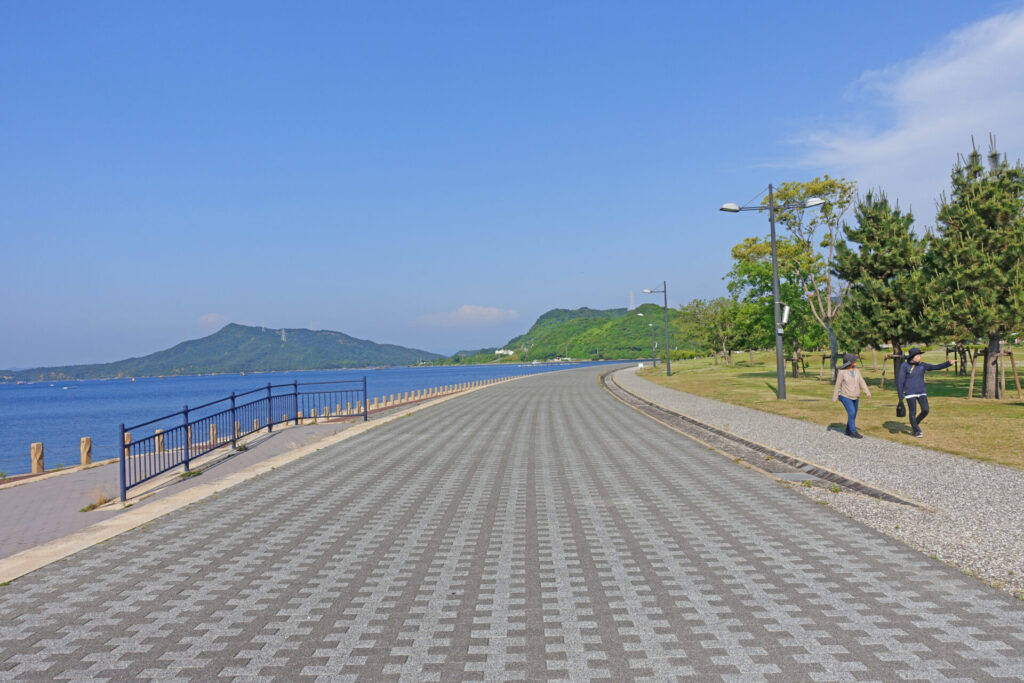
[502,305,692,360]
[1,324,444,381]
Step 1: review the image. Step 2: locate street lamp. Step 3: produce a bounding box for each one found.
[642,282,671,376]
[720,185,824,399]
[637,313,657,366]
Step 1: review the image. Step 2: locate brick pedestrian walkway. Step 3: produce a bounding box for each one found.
[1,366,1022,680]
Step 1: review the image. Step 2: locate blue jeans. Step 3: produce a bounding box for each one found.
[838,396,859,434]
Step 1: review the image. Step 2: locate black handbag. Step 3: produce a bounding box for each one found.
[896,400,906,418]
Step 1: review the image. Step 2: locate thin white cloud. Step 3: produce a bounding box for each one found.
[418,304,519,328]
[801,7,1024,223]
[198,313,229,328]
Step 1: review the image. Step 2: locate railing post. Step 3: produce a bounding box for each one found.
[230,392,237,448]
[30,442,44,474]
[119,423,127,502]
[293,381,299,425]
[80,436,92,466]
[266,383,273,433]
[183,405,190,473]
[362,377,368,421]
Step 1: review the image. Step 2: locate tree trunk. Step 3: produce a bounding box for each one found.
[982,332,1001,399]
[791,349,800,378]
[892,340,904,382]
[749,349,754,366]
[713,351,718,365]
[827,321,839,383]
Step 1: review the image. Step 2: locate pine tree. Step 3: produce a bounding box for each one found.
[834,191,927,378]
[925,137,1024,398]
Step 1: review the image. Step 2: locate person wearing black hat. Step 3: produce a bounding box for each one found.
[896,347,952,437]
[832,353,871,438]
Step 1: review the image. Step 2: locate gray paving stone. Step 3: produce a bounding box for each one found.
[1,366,1023,681]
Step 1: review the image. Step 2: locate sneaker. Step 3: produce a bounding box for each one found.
[850,432,863,439]
[913,430,923,438]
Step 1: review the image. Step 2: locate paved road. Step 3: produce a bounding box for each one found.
[1,366,1022,680]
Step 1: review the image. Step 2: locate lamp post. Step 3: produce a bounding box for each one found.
[637,313,657,366]
[720,185,824,399]
[642,282,671,376]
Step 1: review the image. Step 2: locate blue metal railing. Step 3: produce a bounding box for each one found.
[118,378,367,500]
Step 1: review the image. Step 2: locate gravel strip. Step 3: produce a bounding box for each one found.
[616,366,1024,599]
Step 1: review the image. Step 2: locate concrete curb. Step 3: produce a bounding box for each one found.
[607,368,927,509]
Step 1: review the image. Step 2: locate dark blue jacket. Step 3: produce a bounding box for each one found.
[897,360,952,399]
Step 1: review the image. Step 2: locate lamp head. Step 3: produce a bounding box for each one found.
[719,202,741,213]
[804,197,825,208]
[642,288,652,294]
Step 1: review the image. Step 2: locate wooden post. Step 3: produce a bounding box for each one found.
[968,348,980,399]
[347,401,352,415]
[209,423,217,446]
[336,403,341,416]
[80,436,92,466]
[298,410,304,423]
[155,428,164,454]
[1008,350,1022,399]
[30,442,44,473]
[1000,342,1006,396]
[234,421,240,440]
[253,418,260,432]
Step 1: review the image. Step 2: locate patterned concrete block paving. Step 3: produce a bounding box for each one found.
[1,366,1023,680]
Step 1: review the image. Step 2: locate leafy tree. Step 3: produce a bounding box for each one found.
[770,175,858,378]
[679,297,740,364]
[925,137,1024,398]
[834,191,928,378]
[726,236,826,374]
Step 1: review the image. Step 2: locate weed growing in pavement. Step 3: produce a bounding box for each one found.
[79,487,111,512]
[180,470,202,479]
[802,480,813,488]
[764,456,773,461]
[0,470,5,479]
[830,484,840,493]
[236,442,248,451]
[733,457,742,463]
[815,500,828,505]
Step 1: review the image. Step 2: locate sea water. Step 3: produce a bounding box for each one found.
[0,362,614,477]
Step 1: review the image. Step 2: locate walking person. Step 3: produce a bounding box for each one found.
[832,353,871,439]
[896,347,952,437]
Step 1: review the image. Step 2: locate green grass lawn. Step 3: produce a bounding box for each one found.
[639,348,1024,469]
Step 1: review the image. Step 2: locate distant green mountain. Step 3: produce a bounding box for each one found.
[1,324,444,381]
[502,305,696,361]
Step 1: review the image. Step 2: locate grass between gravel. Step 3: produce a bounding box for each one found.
[638,348,1024,470]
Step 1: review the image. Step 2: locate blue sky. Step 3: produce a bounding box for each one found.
[3,1,1023,366]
